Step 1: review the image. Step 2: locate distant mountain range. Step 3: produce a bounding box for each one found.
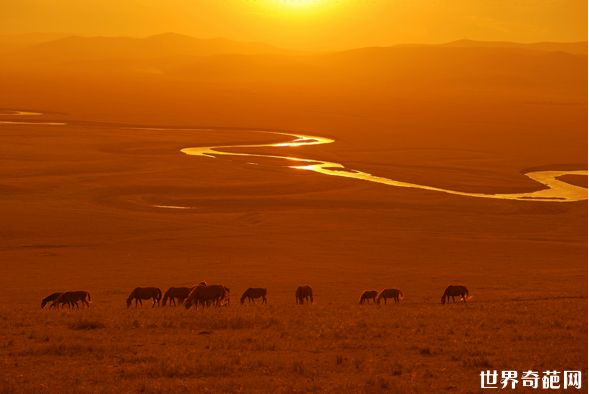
[439,39,587,55]
[0,32,585,102]
[0,32,585,61]
[0,32,289,62]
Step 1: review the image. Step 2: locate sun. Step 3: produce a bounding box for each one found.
[257,0,333,18]
[280,0,321,6]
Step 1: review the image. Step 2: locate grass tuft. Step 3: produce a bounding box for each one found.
[69,319,105,330]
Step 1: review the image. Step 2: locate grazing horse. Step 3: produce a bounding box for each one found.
[441,285,469,304]
[240,288,267,304]
[359,290,378,304]
[51,291,91,309]
[162,287,191,306]
[377,289,404,304]
[295,285,313,304]
[41,292,63,309]
[184,284,227,309]
[127,287,162,308]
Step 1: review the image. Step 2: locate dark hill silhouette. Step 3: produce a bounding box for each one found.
[441,39,587,55]
[4,32,288,65]
[0,35,585,101]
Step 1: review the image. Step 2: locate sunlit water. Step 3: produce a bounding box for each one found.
[181,131,588,203]
[1,112,585,203]
[0,110,66,125]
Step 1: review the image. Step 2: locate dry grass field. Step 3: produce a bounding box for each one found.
[0,297,585,393]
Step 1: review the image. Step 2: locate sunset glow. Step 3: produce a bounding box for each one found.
[275,0,322,7]
[0,1,585,49]
[0,0,586,392]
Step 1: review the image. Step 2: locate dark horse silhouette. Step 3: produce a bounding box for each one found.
[377,289,404,304]
[127,287,162,308]
[41,292,63,309]
[441,285,469,304]
[51,291,91,309]
[162,287,192,306]
[184,284,227,309]
[295,285,313,304]
[359,290,378,304]
[240,288,267,304]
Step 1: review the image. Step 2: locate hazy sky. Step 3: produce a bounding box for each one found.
[1,0,586,49]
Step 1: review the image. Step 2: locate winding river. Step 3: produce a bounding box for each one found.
[1,111,586,202]
[181,130,588,203]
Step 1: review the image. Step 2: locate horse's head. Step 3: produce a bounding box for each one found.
[126,297,132,308]
[41,300,47,309]
[440,295,446,305]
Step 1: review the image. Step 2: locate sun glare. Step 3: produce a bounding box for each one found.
[263,0,327,15]
[280,0,321,7]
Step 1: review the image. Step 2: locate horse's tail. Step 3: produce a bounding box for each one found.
[86,292,92,303]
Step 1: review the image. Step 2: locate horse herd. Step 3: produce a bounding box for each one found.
[40,284,470,309]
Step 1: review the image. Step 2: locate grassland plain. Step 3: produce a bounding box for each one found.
[0,116,586,393]
[0,41,586,392]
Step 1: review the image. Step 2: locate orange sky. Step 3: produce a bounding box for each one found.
[0,0,587,49]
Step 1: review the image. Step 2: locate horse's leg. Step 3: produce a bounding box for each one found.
[263,296,267,304]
